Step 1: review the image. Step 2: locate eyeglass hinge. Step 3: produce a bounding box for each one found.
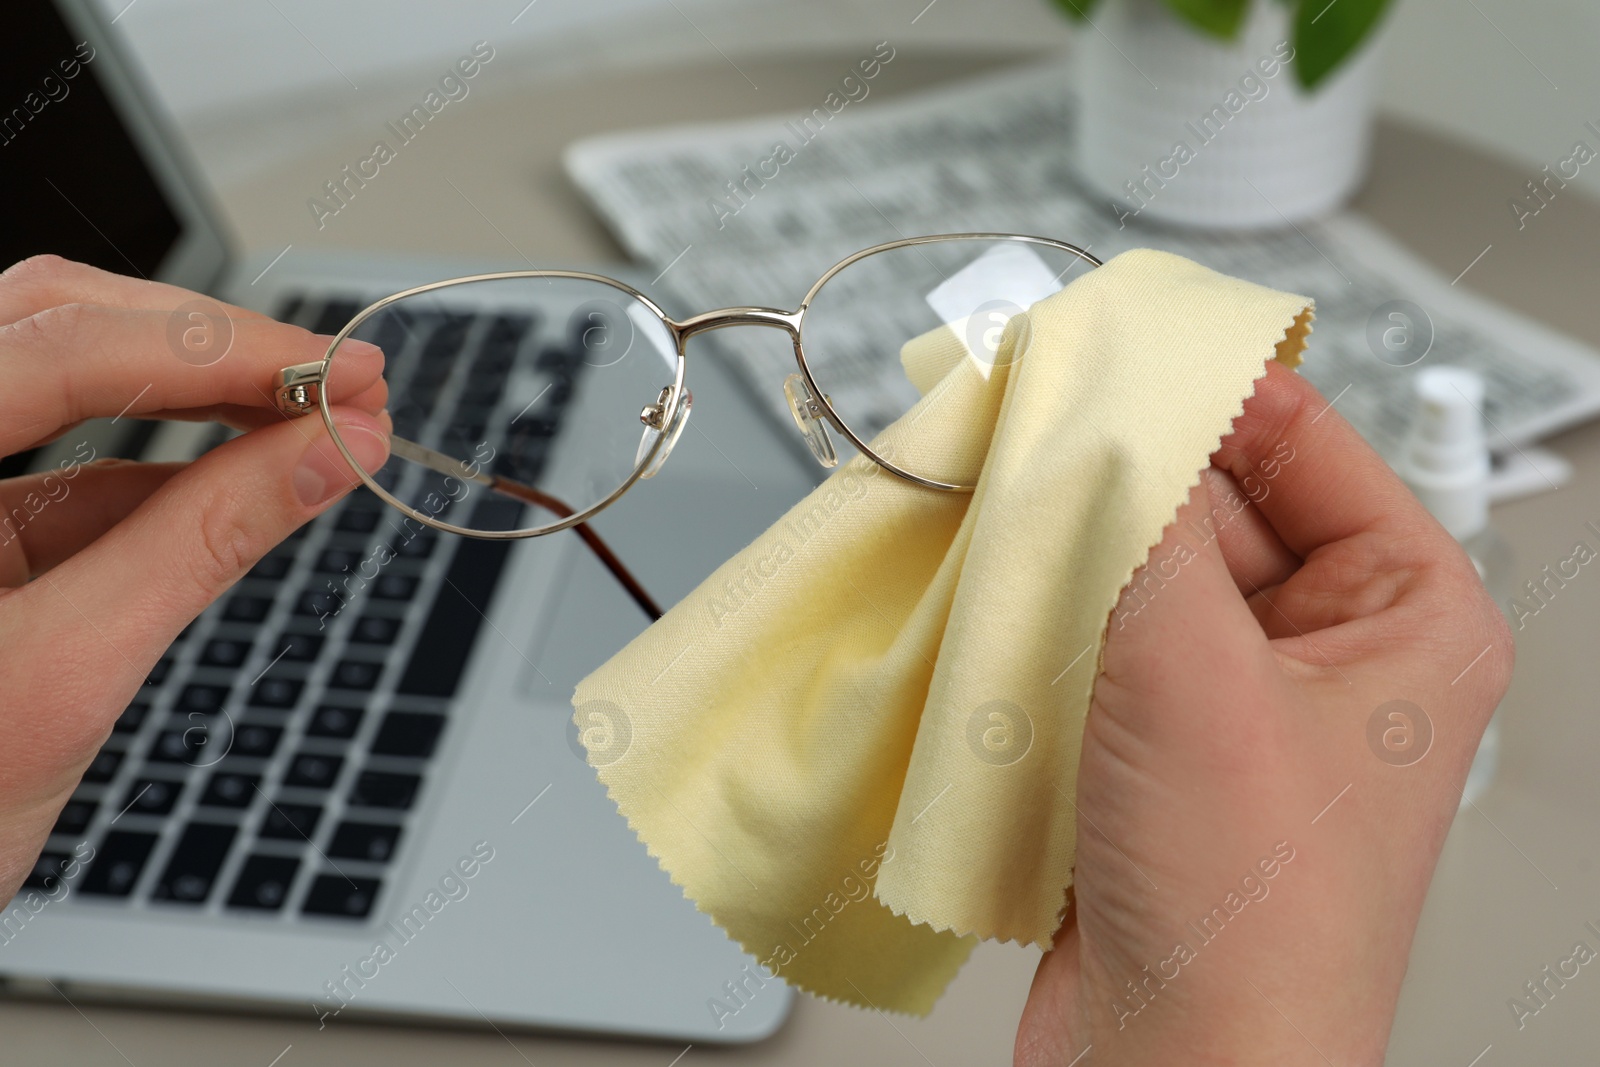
[276,362,324,417]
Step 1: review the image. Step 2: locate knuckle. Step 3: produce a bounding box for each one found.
[0,253,73,290]
[189,483,264,595]
[37,300,93,333]
[0,304,96,430]
[7,301,93,348]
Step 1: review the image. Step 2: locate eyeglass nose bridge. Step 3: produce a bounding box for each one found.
[670,307,843,469]
[672,306,800,342]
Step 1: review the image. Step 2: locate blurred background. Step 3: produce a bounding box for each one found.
[98,0,1600,218]
[11,3,1600,1064]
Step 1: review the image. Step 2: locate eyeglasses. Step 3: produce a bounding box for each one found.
[275,232,1100,619]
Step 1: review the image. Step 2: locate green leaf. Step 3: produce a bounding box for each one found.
[1049,0,1106,20]
[1293,0,1391,89]
[1163,0,1252,38]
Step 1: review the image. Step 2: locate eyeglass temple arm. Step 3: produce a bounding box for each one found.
[388,436,663,622]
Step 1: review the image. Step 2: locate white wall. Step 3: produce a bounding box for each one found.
[92,0,675,111]
[93,0,1600,200]
[1379,0,1600,198]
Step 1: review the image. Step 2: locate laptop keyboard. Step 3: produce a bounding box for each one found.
[30,292,583,922]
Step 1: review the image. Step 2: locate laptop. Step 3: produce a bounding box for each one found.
[0,0,808,1042]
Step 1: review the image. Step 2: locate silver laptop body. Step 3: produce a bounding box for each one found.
[0,0,802,1043]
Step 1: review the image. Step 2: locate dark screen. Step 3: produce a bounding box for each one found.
[0,1,183,278]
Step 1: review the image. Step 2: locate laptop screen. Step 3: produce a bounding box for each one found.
[1,0,183,277]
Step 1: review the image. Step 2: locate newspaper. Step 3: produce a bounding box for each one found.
[565,61,1600,466]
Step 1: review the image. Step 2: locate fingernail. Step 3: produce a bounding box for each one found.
[340,338,384,360]
[315,335,383,360]
[293,418,390,506]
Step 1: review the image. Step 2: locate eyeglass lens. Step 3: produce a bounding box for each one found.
[324,275,681,537]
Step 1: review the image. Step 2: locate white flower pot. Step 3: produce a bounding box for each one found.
[1074,0,1383,230]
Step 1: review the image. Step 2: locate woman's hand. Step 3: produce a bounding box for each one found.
[0,255,390,902]
[1016,362,1514,1066]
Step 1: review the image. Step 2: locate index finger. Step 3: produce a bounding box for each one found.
[1212,362,1439,561]
[1,303,382,454]
[0,254,275,326]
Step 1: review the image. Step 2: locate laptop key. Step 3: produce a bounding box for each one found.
[82,748,124,783]
[414,476,459,522]
[311,299,362,335]
[293,588,344,619]
[502,449,549,485]
[307,705,364,739]
[302,874,381,919]
[284,753,344,790]
[328,821,401,863]
[335,508,381,534]
[232,723,284,759]
[177,683,230,714]
[370,712,446,759]
[546,375,574,409]
[460,377,502,407]
[201,637,252,668]
[53,799,98,837]
[348,771,421,810]
[113,701,149,734]
[391,531,437,560]
[391,408,426,440]
[200,771,260,808]
[24,851,73,890]
[509,412,559,442]
[248,552,294,581]
[150,822,237,904]
[328,659,381,691]
[249,677,304,709]
[396,499,516,697]
[423,315,470,355]
[80,831,159,896]
[316,547,364,574]
[260,802,322,840]
[275,631,324,662]
[223,594,273,623]
[537,346,574,371]
[227,855,301,911]
[121,777,183,816]
[371,574,418,601]
[407,356,448,389]
[148,728,205,764]
[485,312,532,345]
[350,615,401,645]
[146,656,175,686]
[403,375,446,410]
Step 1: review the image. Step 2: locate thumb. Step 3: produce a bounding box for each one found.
[1099,473,1274,699]
[10,408,389,711]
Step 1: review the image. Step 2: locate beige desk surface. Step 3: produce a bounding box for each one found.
[11,49,1600,1066]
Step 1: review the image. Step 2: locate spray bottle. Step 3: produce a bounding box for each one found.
[1396,366,1511,807]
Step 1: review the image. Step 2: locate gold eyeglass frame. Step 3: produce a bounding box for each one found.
[274,233,1100,615]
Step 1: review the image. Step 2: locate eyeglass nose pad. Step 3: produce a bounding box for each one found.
[636,385,693,479]
[783,373,838,469]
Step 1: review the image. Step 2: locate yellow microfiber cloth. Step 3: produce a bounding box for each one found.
[572,248,1314,1014]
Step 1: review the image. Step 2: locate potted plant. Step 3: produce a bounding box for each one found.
[1054,0,1392,229]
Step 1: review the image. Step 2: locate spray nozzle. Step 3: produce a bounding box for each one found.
[1397,366,1491,541]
